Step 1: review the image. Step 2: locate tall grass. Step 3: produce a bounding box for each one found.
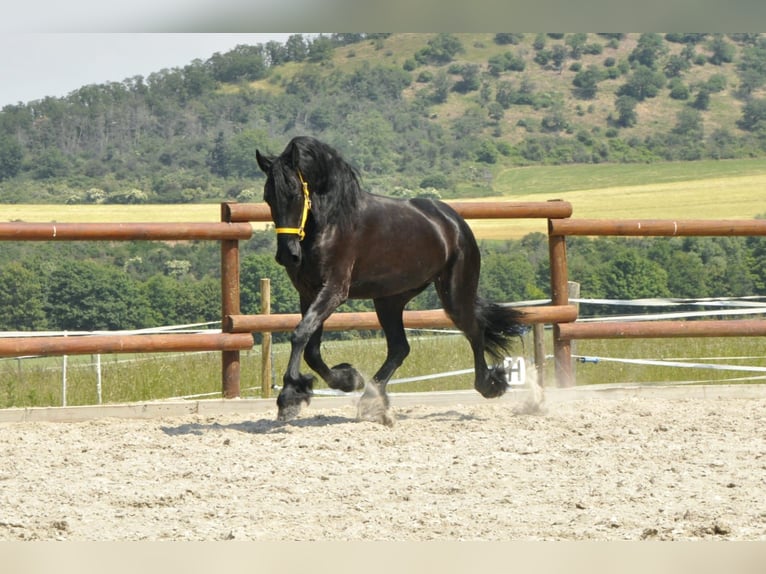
[2,332,764,409]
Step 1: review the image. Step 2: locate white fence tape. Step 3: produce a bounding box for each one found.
[4,296,766,405]
[574,354,766,373]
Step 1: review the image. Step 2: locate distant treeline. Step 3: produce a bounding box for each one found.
[1,231,765,334]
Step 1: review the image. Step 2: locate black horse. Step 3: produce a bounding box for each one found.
[256,136,524,425]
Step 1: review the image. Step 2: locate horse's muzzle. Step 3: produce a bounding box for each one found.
[275,235,302,269]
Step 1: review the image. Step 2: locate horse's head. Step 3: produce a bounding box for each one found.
[256,136,362,269]
[256,147,311,270]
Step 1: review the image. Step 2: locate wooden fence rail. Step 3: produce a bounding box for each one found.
[548,216,766,386]
[7,199,766,400]
[224,305,578,334]
[0,222,253,241]
[0,211,254,399]
[0,333,254,357]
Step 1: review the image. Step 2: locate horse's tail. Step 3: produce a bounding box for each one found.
[475,298,527,362]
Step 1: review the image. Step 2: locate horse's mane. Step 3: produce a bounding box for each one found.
[278,136,363,232]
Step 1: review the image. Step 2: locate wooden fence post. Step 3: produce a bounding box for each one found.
[548,229,574,387]
[260,278,272,398]
[221,236,241,399]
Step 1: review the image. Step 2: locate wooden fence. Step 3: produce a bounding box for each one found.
[4,200,766,399]
[547,217,766,386]
[0,200,577,399]
[0,213,255,398]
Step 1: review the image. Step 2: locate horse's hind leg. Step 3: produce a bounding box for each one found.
[357,292,418,426]
[435,255,508,399]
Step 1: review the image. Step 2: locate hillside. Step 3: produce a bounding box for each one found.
[3,33,766,204]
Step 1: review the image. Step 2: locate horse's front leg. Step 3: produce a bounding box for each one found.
[277,286,347,421]
[304,326,365,393]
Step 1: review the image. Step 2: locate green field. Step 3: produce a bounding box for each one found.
[5,158,766,240]
[3,331,765,409]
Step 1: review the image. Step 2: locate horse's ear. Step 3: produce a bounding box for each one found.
[290,141,302,171]
[256,150,273,174]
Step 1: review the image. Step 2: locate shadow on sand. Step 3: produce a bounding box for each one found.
[160,413,354,437]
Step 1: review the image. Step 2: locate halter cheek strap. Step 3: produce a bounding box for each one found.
[275,170,312,241]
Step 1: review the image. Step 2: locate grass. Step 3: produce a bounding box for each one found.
[494,157,766,196]
[459,158,766,239]
[3,331,765,409]
[574,337,766,386]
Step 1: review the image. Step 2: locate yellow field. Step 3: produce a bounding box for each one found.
[1,203,273,233]
[463,173,766,239]
[3,171,765,241]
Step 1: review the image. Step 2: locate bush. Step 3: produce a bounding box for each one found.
[669,79,690,100]
[417,70,433,83]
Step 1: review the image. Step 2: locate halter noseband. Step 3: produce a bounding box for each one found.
[274,169,311,241]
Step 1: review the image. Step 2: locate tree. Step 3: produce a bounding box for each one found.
[208,131,229,177]
[707,34,736,65]
[551,45,568,73]
[737,39,766,95]
[264,40,288,67]
[307,35,335,63]
[617,65,666,101]
[614,95,638,127]
[240,254,300,316]
[45,260,153,331]
[453,64,481,93]
[0,263,47,330]
[208,44,268,82]
[572,65,603,99]
[429,70,451,104]
[691,88,711,111]
[494,33,524,45]
[32,147,69,180]
[479,250,539,303]
[664,55,690,78]
[665,251,708,296]
[738,98,766,132]
[145,275,219,325]
[416,33,464,65]
[601,251,670,299]
[668,78,690,100]
[673,108,703,138]
[0,136,23,181]
[285,34,308,62]
[227,130,272,178]
[487,102,505,124]
[565,33,588,59]
[629,33,668,69]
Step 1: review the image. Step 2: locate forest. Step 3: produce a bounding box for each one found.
[4,33,766,202]
[2,33,766,333]
[1,230,765,333]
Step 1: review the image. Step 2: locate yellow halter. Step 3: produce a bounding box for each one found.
[275,169,312,241]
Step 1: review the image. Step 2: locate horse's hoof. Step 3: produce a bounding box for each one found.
[328,363,365,392]
[357,383,394,427]
[276,376,313,421]
[277,403,303,422]
[476,366,509,398]
[357,402,396,427]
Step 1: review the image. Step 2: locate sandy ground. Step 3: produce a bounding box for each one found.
[1,385,765,541]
